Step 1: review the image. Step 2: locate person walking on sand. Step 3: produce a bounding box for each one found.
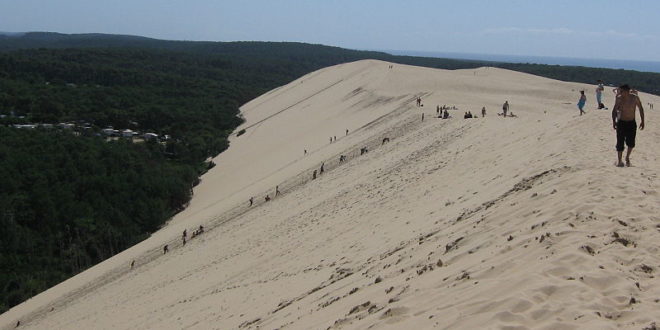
[416,97,421,107]
[612,84,645,167]
[577,91,587,115]
[502,101,509,117]
[481,107,486,117]
[436,105,440,116]
[596,80,605,109]
[249,197,253,206]
[275,185,280,196]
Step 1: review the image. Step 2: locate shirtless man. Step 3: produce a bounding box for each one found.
[612,84,645,167]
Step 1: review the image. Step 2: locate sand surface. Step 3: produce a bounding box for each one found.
[2,60,659,330]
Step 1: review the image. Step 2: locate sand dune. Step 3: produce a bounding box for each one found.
[2,60,659,330]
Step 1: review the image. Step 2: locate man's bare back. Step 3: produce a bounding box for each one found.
[614,93,644,122]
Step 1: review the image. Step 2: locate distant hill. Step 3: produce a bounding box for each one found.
[0,32,389,59]
[2,32,659,95]
[0,32,160,50]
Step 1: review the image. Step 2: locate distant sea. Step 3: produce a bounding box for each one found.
[385,50,660,74]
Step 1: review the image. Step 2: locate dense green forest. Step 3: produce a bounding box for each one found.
[1,33,659,314]
[2,32,659,94]
[0,127,197,310]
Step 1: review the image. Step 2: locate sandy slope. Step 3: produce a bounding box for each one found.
[2,60,659,330]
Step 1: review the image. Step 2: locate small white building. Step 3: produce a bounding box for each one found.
[143,133,158,141]
[59,123,75,129]
[102,128,119,136]
[122,129,136,138]
[14,124,37,129]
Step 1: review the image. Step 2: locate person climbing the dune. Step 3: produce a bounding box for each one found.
[612,84,645,167]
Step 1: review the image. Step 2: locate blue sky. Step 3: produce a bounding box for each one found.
[1,0,659,62]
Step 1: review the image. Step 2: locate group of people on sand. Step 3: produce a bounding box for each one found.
[436,104,456,113]
[580,80,644,114]
[318,130,350,149]
[434,104,459,119]
[160,225,206,254]
[178,225,205,248]
[248,185,283,206]
[577,81,646,167]
[432,101,514,119]
[312,162,326,179]
[302,129,351,156]
[462,106,487,119]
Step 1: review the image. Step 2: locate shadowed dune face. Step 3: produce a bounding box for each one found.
[2,60,659,330]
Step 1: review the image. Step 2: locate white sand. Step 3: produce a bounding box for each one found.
[2,60,659,330]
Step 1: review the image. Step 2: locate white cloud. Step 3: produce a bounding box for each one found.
[482,27,574,35]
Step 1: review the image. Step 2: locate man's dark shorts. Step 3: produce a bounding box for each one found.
[616,120,637,151]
